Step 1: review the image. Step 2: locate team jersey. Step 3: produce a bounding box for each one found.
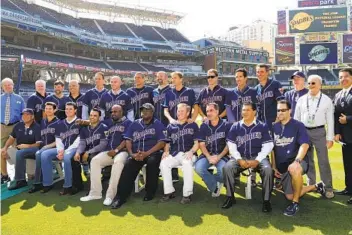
[27,92,47,124]
[42,94,71,120]
[69,93,84,119]
[55,118,81,149]
[124,118,167,153]
[163,86,196,120]
[284,88,308,117]
[153,85,171,126]
[126,86,154,120]
[103,117,132,151]
[40,116,60,146]
[99,90,132,119]
[82,87,108,113]
[11,121,41,145]
[166,122,199,156]
[79,122,109,152]
[196,85,228,116]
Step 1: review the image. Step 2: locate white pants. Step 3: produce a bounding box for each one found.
[160,152,196,197]
[89,151,128,199]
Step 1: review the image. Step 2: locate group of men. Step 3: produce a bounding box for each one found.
[1,65,351,217]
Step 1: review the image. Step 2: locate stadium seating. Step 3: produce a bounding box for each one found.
[95,21,135,38]
[307,69,336,81]
[274,70,299,82]
[154,27,190,43]
[108,61,145,71]
[77,19,101,34]
[143,44,174,50]
[140,63,172,72]
[126,24,165,41]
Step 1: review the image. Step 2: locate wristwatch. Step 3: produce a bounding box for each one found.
[295,158,301,163]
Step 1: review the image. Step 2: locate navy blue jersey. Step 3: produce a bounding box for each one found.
[40,117,60,146]
[153,85,171,126]
[27,92,47,124]
[43,95,71,120]
[273,118,309,173]
[99,90,132,119]
[227,120,273,160]
[196,85,228,115]
[166,122,199,156]
[255,79,283,129]
[103,118,132,151]
[55,119,81,149]
[82,88,108,113]
[79,122,109,152]
[69,93,84,119]
[163,86,196,120]
[225,86,258,123]
[284,88,308,117]
[125,118,167,153]
[126,86,154,120]
[11,121,41,145]
[197,119,232,156]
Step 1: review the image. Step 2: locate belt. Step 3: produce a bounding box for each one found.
[1,122,18,126]
[305,125,324,130]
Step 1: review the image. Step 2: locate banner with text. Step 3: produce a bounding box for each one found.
[298,0,337,8]
[342,34,352,63]
[275,37,295,65]
[277,10,287,35]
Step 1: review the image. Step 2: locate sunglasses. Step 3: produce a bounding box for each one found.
[207,76,216,79]
[308,82,316,85]
[277,109,289,113]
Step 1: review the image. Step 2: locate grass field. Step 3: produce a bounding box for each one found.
[1,145,352,235]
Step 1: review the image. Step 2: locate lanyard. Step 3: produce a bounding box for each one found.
[306,92,322,120]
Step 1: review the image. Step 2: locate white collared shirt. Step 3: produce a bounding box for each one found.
[294,91,334,141]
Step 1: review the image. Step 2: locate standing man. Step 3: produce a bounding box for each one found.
[43,80,71,120]
[111,103,167,209]
[284,71,308,117]
[196,69,227,120]
[223,102,274,212]
[82,72,108,120]
[27,79,47,123]
[333,68,352,202]
[99,76,133,121]
[126,72,154,120]
[194,103,231,197]
[163,72,198,124]
[153,71,171,126]
[1,78,25,184]
[68,80,84,119]
[294,75,335,199]
[272,100,326,216]
[225,68,258,123]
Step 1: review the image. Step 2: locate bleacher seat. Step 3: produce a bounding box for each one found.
[140,63,172,72]
[108,61,145,71]
[307,69,336,81]
[96,21,134,37]
[154,27,190,43]
[143,44,173,50]
[126,24,165,41]
[275,70,299,82]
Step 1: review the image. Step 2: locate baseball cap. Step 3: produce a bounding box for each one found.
[21,108,34,115]
[140,103,155,112]
[290,71,306,80]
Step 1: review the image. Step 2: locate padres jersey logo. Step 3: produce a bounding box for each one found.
[290,12,314,30]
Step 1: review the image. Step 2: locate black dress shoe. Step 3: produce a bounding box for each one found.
[262,201,272,213]
[348,197,352,204]
[28,184,43,194]
[111,199,126,209]
[8,180,27,190]
[222,196,236,209]
[41,185,53,193]
[70,186,83,195]
[143,195,154,201]
[334,189,352,196]
[59,187,71,196]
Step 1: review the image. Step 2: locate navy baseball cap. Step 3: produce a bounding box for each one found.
[21,108,34,115]
[140,103,155,112]
[290,71,306,80]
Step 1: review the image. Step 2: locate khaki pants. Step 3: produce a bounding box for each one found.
[89,151,128,199]
[1,124,14,148]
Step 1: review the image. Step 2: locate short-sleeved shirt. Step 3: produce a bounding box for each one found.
[27,92,47,123]
[82,88,108,113]
[126,86,154,120]
[166,122,199,156]
[124,118,167,153]
[227,120,273,160]
[43,95,71,120]
[55,119,81,149]
[273,118,309,173]
[225,86,258,123]
[0,93,25,124]
[163,86,196,120]
[99,90,132,119]
[69,93,84,119]
[284,88,308,117]
[11,121,41,145]
[153,85,171,126]
[103,117,133,151]
[196,85,228,116]
[40,116,60,147]
[79,122,109,152]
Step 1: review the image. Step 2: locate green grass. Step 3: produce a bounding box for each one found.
[1,145,352,235]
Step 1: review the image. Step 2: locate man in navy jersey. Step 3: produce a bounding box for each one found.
[111,103,167,209]
[195,103,231,197]
[272,100,326,216]
[163,71,198,124]
[43,80,71,120]
[41,102,81,194]
[27,79,47,123]
[2,108,41,190]
[80,105,132,206]
[284,72,308,117]
[223,102,274,212]
[225,68,258,123]
[255,64,283,130]
[159,103,199,204]
[28,102,60,193]
[196,69,227,120]
[82,72,108,120]
[153,71,171,126]
[126,72,154,120]
[68,80,84,119]
[99,76,133,121]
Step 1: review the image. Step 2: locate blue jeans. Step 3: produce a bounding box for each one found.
[195,157,226,192]
[15,147,39,181]
[34,148,57,184]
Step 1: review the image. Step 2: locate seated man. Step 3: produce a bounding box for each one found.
[79,105,132,206]
[29,102,60,193]
[223,102,274,212]
[1,108,41,190]
[272,100,326,216]
[41,102,81,194]
[111,103,167,209]
[195,103,231,197]
[159,103,199,204]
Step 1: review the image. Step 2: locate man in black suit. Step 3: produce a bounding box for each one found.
[333,68,352,204]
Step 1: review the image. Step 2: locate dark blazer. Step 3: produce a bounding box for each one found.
[334,88,352,143]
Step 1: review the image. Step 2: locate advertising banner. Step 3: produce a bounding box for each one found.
[300,43,338,64]
[275,37,295,65]
[342,34,352,63]
[298,0,337,8]
[277,10,287,35]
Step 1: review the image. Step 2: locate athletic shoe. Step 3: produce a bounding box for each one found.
[315,181,326,196]
[1,174,10,184]
[212,182,223,197]
[80,195,102,202]
[283,202,299,216]
[180,196,191,204]
[103,198,113,206]
[160,193,176,203]
[325,191,335,199]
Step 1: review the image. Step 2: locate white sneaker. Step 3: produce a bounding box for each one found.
[103,198,113,206]
[211,182,223,197]
[80,195,102,202]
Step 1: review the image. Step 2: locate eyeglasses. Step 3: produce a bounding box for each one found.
[277,109,289,113]
[308,82,316,85]
[207,76,216,79]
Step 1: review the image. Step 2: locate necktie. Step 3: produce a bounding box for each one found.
[4,95,11,125]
